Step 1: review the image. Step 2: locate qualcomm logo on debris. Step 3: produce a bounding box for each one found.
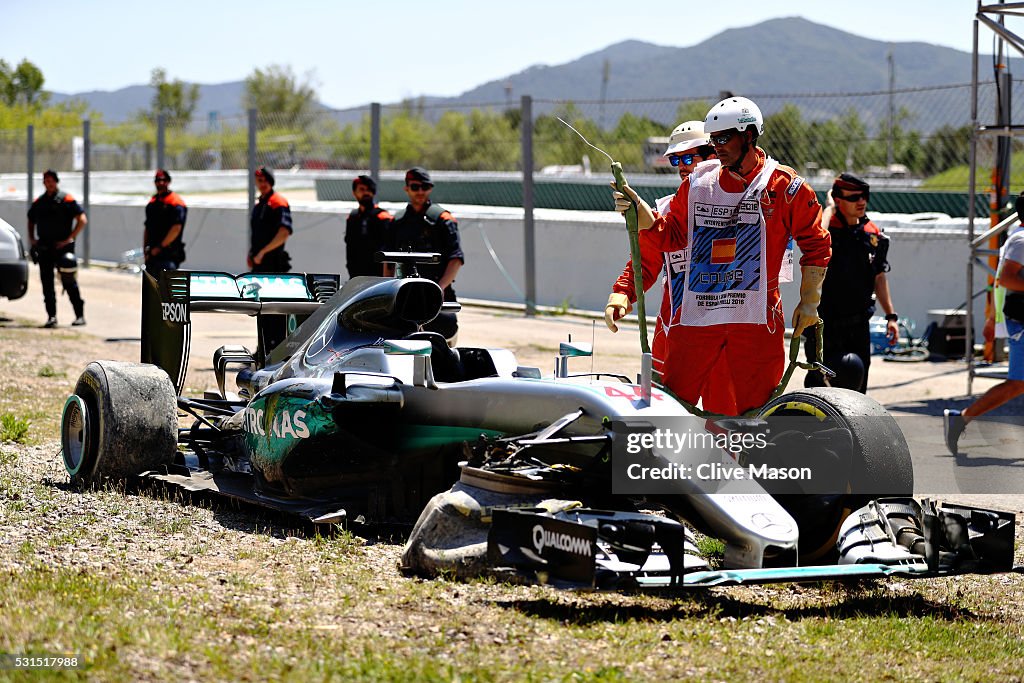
[161,302,188,323]
[532,525,592,557]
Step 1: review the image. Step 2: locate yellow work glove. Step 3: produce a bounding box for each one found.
[792,265,827,336]
[604,292,632,332]
[608,182,655,230]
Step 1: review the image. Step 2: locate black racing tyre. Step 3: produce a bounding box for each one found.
[758,387,913,562]
[61,361,178,485]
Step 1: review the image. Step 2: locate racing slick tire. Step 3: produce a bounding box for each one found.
[758,387,913,562]
[61,361,178,485]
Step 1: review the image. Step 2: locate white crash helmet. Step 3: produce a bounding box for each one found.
[663,120,710,157]
[704,96,764,137]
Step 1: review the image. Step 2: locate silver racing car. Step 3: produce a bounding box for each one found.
[59,254,1020,589]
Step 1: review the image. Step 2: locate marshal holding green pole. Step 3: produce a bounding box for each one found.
[554,118,833,416]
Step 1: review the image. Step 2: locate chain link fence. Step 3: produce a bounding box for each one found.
[0,80,1014,213]
[91,120,154,171]
[0,124,83,178]
[1,81,1011,318]
[0,126,28,177]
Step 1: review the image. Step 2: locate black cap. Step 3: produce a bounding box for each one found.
[352,174,376,194]
[405,167,432,185]
[1016,190,1024,221]
[43,169,59,183]
[832,173,870,196]
[255,166,275,186]
[154,169,171,182]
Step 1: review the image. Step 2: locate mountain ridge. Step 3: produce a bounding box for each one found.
[45,17,1014,132]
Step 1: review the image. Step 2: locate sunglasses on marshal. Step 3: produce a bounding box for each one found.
[710,131,736,146]
[668,153,699,167]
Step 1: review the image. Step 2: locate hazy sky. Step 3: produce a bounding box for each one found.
[0,0,1007,109]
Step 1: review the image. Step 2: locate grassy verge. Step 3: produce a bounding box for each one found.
[0,321,1023,681]
[922,155,1024,194]
[2,537,1023,681]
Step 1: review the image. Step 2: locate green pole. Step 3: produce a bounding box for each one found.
[610,162,649,355]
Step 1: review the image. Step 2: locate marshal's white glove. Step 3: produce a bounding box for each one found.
[604,292,632,332]
[792,265,827,336]
[609,182,655,230]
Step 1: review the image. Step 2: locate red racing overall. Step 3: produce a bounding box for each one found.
[611,226,738,415]
[645,149,830,413]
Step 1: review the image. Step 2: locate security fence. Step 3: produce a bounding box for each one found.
[0,81,1007,321]
[0,80,1010,207]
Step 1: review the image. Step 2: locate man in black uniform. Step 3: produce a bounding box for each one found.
[144,169,187,275]
[804,173,899,393]
[27,169,87,328]
[345,174,392,278]
[249,166,294,359]
[384,167,464,340]
[249,166,292,273]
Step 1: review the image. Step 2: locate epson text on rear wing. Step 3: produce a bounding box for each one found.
[141,270,340,394]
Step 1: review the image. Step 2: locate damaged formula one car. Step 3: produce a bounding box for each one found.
[59,254,1021,589]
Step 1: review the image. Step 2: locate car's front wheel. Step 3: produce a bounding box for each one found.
[758,387,914,562]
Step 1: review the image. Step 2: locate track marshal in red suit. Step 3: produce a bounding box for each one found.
[612,97,831,414]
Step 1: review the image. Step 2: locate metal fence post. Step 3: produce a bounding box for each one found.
[83,119,91,267]
[156,113,166,171]
[26,124,34,214]
[521,95,536,316]
[966,15,979,395]
[370,102,381,184]
[247,108,257,256]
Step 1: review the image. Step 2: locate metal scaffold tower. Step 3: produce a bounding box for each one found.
[967,1,1024,393]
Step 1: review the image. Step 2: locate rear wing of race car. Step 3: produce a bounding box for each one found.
[141,269,340,393]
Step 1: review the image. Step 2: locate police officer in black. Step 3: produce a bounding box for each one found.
[27,169,87,328]
[345,174,392,278]
[384,167,464,340]
[249,166,294,359]
[144,169,187,276]
[805,173,899,393]
[249,166,293,273]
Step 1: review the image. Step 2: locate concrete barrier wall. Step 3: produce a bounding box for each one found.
[0,170,320,197]
[1,197,988,335]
